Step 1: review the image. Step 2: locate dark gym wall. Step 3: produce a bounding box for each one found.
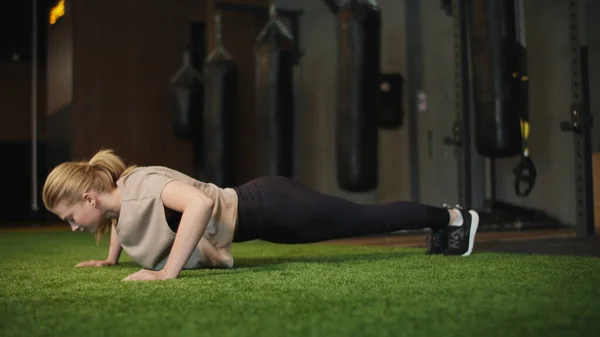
[0,61,46,142]
[47,7,72,117]
[279,0,411,204]
[418,0,459,208]
[0,60,47,222]
[46,1,73,172]
[69,0,204,174]
[46,0,269,183]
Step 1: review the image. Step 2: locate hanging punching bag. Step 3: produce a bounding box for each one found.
[336,0,381,192]
[470,0,522,158]
[254,4,295,178]
[190,22,208,181]
[169,48,204,141]
[203,14,238,187]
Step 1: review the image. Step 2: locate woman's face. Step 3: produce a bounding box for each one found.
[54,198,105,233]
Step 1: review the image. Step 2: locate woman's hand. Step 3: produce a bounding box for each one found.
[123,269,172,282]
[75,260,116,267]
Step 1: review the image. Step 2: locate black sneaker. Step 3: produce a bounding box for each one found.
[444,209,480,256]
[425,203,453,255]
[425,227,448,254]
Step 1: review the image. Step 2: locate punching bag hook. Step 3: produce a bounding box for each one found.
[207,12,232,62]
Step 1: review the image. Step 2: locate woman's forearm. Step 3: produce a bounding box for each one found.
[163,202,214,278]
[199,238,234,268]
[106,224,122,264]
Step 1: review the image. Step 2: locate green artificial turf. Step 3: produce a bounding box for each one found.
[1,231,600,337]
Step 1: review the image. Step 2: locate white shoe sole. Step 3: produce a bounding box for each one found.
[461,210,480,256]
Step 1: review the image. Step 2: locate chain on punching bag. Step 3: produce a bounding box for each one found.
[254,2,295,178]
[336,0,381,192]
[203,13,238,187]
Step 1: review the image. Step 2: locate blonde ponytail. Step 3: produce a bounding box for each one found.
[88,149,137,190]
[42,149,136,240]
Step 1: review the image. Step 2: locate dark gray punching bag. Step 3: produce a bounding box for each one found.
[470,0,522,157]
[169,48,204,141]
[336,0,381,192]
[203,14,238,187]
[255,4,295,178]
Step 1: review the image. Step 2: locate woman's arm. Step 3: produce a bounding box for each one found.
[76,223,122,267]
[160,180,215,279]
[106,223,122,264]
[198,237,234,269]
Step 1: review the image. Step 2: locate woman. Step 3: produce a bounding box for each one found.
[42,149,479,282]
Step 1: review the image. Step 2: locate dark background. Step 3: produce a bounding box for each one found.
[0,0,598,233]
[0,0,271,223]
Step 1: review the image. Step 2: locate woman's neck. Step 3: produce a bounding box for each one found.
[100,188,122,220]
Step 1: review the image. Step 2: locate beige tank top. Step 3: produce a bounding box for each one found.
[115,166,238,270]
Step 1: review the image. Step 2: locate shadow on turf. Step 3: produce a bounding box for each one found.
[91,251,422,278]
[231,251,420,269]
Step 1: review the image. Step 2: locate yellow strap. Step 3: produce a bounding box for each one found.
[520,118,530,140]
[514,72,530,156]
[511,71,529,82]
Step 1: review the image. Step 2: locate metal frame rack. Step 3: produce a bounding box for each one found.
[448,0,595,236]
[561,0,595,236]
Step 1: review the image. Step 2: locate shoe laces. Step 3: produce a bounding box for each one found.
[448,226,466,249]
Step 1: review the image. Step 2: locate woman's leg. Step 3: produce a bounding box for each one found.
[234,176,479,255]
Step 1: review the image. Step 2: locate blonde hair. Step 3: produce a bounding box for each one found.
[42,149,136,241]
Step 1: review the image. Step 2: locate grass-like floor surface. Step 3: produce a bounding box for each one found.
[1,231,599,337]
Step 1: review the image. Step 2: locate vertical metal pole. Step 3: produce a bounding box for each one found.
[561,0,594,236]
[452,0,472,208]
[405,0,422,202]
[466,10,485,213]
[31,0,39,216]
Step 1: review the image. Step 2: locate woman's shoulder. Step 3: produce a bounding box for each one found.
[122,166,190,181]
[118,166,192,201]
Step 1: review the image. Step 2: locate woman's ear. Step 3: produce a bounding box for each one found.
[82,192,96,207]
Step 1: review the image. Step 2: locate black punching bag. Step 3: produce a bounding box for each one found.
[336,0,381,192]
[169,48,204,141]
[470,0,522,157]
[203,14,238,187]
[255,4,295,178]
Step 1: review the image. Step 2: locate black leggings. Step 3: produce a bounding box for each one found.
[232,176,449,244]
